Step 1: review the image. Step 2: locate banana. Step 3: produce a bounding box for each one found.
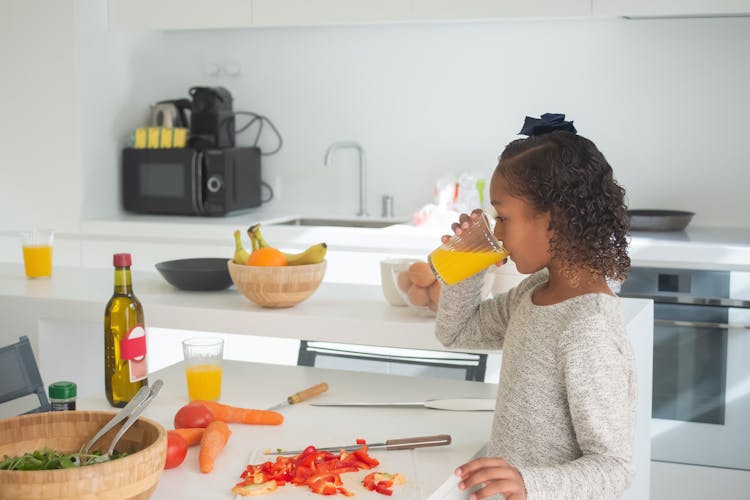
[283,242,328,266]
[233,229,251,264]
[247,224,327,265]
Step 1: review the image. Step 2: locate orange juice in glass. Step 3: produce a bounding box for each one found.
[20,230,54,278]
[185,364,223,400]
[182,337,224,401]
[428,214,509,285]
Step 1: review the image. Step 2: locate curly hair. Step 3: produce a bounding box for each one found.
[496,131,631,282]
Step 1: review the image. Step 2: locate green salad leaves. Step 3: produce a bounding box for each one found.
[0,447,127,470]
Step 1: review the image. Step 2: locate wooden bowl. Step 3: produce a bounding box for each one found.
[227,259,326,308]
[0,410,166,500]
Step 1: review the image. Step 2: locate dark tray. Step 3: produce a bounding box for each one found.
[155,258,232,291]
[627,209,695,232]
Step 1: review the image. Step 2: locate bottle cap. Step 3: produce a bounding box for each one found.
[113,253,132,267]
[49,381,77,399]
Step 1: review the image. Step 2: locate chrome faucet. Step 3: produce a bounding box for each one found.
[324,141,369,217]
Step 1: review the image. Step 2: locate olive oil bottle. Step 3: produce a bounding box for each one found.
[104,253,148,407]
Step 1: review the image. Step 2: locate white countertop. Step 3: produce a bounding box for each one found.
[77,359,498,499]
[0,262,649,354]
[71,214,750,272]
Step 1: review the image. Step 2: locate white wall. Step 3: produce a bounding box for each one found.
[2,5,749,231]
[0,0,81,232]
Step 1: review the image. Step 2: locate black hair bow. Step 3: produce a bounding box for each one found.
[519,113,577,136]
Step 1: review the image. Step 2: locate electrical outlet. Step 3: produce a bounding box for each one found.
[203,63,220,77]
[273,176,282,201]
[224,62,241,77]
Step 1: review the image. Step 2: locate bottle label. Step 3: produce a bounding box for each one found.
[120,325,148,382]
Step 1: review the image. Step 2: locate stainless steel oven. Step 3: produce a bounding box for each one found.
[620,267,750,470]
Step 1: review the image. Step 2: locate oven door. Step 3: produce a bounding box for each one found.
[122,148,204,215]
[651,303,750,470]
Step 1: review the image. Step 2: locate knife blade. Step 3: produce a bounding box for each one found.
[267,382,329,411]
[310,397,495,412]
[265,434,451,455]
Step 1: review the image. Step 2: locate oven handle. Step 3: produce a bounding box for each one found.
[620,293,750,309]
[655,319,750,331]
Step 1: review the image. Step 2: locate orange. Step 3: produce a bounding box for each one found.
[247,247,288,266]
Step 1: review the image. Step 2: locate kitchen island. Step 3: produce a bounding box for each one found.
[78,360,499,499]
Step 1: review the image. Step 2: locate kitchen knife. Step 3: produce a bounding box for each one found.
[311,397,495,412]
[267,382,329,411]
[265,434,451,455]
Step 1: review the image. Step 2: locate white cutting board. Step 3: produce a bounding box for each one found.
[234,448,420,499]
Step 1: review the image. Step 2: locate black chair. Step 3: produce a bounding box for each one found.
[297,340,487,382]
[0,335,51,414]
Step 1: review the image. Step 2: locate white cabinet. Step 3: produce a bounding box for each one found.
[107,0,252,31]
[253,0,411,26]
[592,0,750,17]
[108,0,587,31]
[413,0,591,20]
[108,0,750,30]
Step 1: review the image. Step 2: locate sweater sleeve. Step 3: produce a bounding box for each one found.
[517,315,637,500]
[434,270,542,351]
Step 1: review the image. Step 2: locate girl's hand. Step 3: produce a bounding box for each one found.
[440,209,485,244]
[455,457,526,500]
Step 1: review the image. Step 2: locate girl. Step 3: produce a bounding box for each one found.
[435,121,635,500]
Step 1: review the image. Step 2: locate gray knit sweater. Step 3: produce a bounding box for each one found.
[435,269,636,500]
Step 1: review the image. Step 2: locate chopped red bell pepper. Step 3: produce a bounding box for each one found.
[235,443,396,496]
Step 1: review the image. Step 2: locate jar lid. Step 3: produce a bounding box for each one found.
[49,381,77,399]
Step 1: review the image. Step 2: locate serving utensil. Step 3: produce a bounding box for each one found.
[82,379,164,461]
[267,382,329,411]
[265,434,451,455]
[311,397,495,411]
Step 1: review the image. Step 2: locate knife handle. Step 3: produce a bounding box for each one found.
[288,382,329,405]
[385,434,452,450]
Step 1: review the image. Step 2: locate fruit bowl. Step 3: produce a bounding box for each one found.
[0,410,166,500]
[227,260,327,308]
[391,260,441,317]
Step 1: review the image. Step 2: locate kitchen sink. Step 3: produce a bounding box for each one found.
[273,217,406,229]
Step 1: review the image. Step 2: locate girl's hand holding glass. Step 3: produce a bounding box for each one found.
[429,209,508,286]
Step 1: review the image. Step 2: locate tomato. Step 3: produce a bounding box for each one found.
[174,402,215,429]
[164,431,188,469]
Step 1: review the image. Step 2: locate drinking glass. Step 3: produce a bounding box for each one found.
[182,337,224,401]
[428,214,509,285]
[20,230,54,278]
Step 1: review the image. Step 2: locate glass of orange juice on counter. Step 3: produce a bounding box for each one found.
[20,229,54,278]
[182,337,224,401]
[428,213,509,285]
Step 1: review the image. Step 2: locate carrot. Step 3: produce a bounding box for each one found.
[193,400,284,426]
[199,420,231,473]
[172,427,205,446]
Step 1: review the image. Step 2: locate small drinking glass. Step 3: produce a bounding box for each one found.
[428,214,509,285]
[182,337,224,401]
[20,229,54,279]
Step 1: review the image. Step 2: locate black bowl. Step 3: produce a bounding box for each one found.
[155,258,233,291]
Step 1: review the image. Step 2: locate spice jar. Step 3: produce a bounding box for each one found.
[48,381,77,411]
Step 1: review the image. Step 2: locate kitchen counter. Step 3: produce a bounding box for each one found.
[77,359,499,499]
[0,262,651,355]
[3,214,749,286]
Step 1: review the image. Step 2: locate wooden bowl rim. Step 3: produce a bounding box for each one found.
[227,259,327,272]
